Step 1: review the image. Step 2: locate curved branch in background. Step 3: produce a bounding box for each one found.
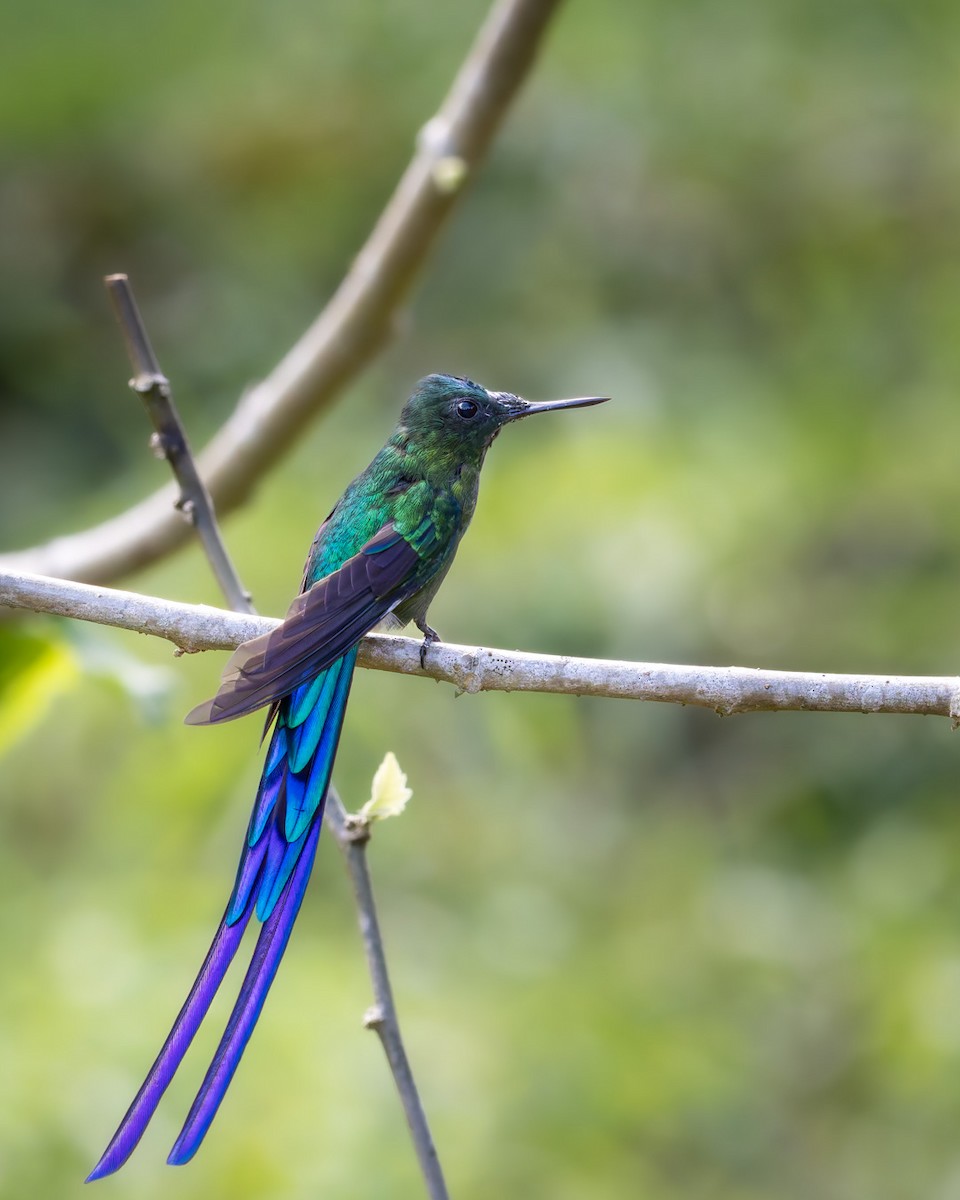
[3,569,959,721]
[0,0,562,585]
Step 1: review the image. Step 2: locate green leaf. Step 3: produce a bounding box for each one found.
[0,627,78,757]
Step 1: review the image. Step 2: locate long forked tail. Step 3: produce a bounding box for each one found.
[87,650,356,1181]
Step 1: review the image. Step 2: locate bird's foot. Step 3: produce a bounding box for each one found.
[415,620,441,670]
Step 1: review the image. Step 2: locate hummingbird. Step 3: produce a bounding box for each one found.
[87,373,607,1179]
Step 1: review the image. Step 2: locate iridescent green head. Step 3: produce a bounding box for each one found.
[399,373,608,460]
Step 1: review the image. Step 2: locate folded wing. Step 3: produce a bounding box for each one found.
[186,523,421,725]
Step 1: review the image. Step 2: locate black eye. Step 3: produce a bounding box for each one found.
[456,399,479,420]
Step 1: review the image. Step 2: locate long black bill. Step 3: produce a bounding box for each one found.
[503,394,610,421]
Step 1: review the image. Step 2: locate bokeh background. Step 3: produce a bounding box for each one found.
[4,1,960,1196]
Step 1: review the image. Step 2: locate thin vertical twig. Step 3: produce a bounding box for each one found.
[324,801,450,1200]
[103,273,254,614]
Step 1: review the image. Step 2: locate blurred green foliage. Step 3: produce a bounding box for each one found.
[4,0,960,1196]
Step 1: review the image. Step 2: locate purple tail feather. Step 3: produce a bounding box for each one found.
[168,818,321,1164]
[85,897,256,1181]
[88,653,354,1180]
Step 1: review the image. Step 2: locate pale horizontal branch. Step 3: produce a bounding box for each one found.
[2,568,958,721]
[0,0,560,586]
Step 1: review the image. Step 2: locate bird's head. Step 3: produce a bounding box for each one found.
[398,373,608,464]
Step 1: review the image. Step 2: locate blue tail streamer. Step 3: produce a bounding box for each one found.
[88,651,356,1180]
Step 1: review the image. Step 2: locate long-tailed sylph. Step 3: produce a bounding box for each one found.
[88,373,607,1178]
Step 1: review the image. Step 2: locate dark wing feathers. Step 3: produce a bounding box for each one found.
[186,524,420,726]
